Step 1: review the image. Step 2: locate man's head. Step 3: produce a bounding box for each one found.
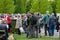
[52,13,54,16]
[46,11,49,14]
[27,11,31,16]
[31,12,34,16]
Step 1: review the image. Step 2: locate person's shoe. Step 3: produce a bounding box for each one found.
[45,35,47,36]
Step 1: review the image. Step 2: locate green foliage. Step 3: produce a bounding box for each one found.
[56,0,60,13]
[0,0,4,13]
[15,0,26,13]
[0,0,15,13]
[26,0,32,12]
[0,0,60,14]
[40,0,52,14]
[30,0,52,14]
[13,0,60,14]
[30,0,40,12]
[11,19,16,33]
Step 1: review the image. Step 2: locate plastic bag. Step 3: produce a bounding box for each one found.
[6,24,9,29]
[19,27,25,33]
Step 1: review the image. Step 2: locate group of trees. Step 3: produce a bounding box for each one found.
[0,0,15,13]
[0,0,60,14]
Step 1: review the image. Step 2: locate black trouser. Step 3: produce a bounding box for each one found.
[56,22,60,32]
[18,28,21,35]
[8,24,12,32]
[44,24,49,36]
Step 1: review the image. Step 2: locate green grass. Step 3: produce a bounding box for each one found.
[13,34,60,40]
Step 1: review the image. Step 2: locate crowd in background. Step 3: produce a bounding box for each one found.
[0,14,12,32]
[15,11,60,38]
[0,14,12,40]
[0,11,60,40]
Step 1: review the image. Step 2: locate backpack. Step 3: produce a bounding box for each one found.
[30,16,37,25]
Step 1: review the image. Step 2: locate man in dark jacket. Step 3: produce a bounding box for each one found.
[0,24,8,40]
[48,13,56,38]
[28,13,38,38]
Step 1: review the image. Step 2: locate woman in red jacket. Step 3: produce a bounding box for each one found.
[6,15,12,33]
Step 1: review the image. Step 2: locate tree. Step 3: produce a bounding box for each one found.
[14,0,16,5]
[30,0,41,12]
[0,0,4,13]
[40,0,52,14]
[0,0,15,13]
[26,0,32,12]
[30,0,52,14]
[15,0,26,13]
[56,0,60,13]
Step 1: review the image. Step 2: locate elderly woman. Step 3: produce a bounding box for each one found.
[15,14,22,35]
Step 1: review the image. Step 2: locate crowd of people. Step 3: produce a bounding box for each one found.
[0,11,60,40]
[15,11,60,38]
[0,14,12,40]
[0,14,12,32]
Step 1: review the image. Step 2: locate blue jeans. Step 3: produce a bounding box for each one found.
[49,24,54,36]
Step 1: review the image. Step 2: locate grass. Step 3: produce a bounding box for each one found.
[13,34,60,40]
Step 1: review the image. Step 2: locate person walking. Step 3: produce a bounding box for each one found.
[56,16,59,32]
[15,14,22,35]
[43,11,50,36]
[57,15,60,38]
[6,15,12,33]
[28,13,38,38]
[48,13,56,38]
[26,12,31,38]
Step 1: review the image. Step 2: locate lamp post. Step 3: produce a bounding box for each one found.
[48,0,56,17]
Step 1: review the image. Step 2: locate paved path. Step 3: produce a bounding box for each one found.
[40,28,60,38]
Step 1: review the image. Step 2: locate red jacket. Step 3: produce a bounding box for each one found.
[6,16,12,24]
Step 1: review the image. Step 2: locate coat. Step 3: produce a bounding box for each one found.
[15,18,22,29]
[49,15,56,29]
[6,16,12,24]
[43,14,50,24]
